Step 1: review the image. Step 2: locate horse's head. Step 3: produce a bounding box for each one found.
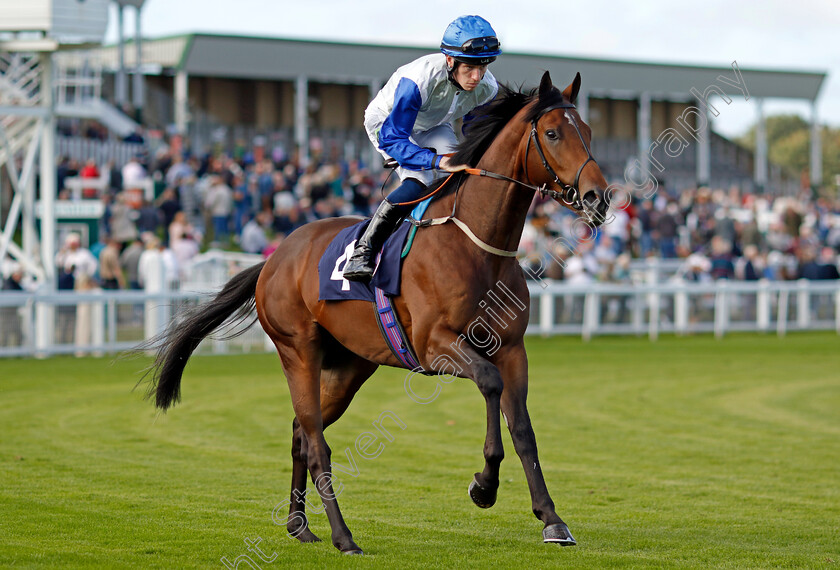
[524,72,610,226]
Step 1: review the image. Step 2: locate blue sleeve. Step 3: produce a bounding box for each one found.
[378,77,438,171]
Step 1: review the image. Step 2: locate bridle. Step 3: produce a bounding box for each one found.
[465,101,597,214]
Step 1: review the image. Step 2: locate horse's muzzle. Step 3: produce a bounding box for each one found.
[582,190,610,227]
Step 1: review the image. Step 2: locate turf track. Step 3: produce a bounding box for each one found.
[1,333,838,568]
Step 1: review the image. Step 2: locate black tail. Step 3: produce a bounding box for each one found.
[143,261,266,411]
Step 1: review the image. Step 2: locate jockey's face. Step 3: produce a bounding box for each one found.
[446,56,488,91]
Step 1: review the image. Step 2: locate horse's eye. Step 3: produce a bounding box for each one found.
[545,129,559,141]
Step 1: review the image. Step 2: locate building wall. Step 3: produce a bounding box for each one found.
[254,81,278,127]
[204,78,242,124]
[587,97,638,140]
[651,100,668,136]
[611,100,637,139]
[279,81,295,128]
[588,98,609,138]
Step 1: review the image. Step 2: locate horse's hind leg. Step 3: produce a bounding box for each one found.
[286,358,377,544]
[281,360,360,553]
[286,417,319,542]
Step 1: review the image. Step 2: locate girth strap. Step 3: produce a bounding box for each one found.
[410,215,518,258]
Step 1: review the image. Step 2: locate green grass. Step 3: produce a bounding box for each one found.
[1,333,839,568]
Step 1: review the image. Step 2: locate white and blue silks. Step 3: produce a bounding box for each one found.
[364,53,498,187]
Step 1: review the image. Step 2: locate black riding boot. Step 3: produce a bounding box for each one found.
[343,199,407,282]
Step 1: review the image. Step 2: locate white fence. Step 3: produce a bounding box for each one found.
[0,288,273,358]
[1,275,838,358]
[525,279,840,340]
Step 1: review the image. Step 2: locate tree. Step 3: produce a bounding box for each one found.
[737,114,840,193]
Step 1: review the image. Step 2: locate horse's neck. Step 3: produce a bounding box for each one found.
[453,126,534,253]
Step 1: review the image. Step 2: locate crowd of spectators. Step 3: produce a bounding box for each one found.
[521,185,840,286]
[40,137,840,294]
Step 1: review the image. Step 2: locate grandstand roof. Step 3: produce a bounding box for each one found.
[88,33,826,102]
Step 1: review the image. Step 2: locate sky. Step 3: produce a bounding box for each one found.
[106,0,840,139]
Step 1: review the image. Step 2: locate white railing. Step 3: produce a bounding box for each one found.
[1,277,839,358]
[525,279,840,340]
[181,250,263,292]
[0,288,273,358]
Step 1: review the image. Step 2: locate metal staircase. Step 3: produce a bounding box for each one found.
[54,51,140,138]
[0,51,48,281]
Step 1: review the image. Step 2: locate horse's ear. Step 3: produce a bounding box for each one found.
[539,71,553,99]
[562,72,582,104]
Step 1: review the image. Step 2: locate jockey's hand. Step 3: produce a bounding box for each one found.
[438,156,467,172]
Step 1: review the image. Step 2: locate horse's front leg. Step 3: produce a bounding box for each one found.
[498,343,576,546]
[430,332,505,509]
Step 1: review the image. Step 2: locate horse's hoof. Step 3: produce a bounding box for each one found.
[341,548,364,555]
[468,476,497,508]
[543,522,576,546]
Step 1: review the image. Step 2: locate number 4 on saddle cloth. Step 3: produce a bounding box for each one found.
[318,199,433,372]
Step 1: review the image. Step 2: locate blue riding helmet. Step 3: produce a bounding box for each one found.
[440,15,502,65]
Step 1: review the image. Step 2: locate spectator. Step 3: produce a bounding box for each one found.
[817,247,840,280]
[656,201,681,258]
[120,238,144,290]
[99,237,126,290]
[171,232,200,279]
[56,233,98,286]
[123,127,145,144]
[736,245,763,281]
[79,158,100,199]
[157,188,182,244]
[56,156,78,194]
[107,160,123,193]
[232,174,254,238]
[797,247,821,280]
[109,193,139,246]
[204,175,234,245]
[169,211,197,250]
[682,253,712,283]
[273,191,304,237]
[240,211,271,254]
[165,152,194,188]
[55,233,98,345]
[636,199,657,257]
[135,198,162,235]
[709,236,735,280]
[603,207,630,256]
[122,154,148,190]
[782,203,803,238]
[1,265,25,347]
[73,273,102,357]
[138,234,179,290]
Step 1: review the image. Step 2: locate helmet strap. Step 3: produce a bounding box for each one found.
[445,58,466,90]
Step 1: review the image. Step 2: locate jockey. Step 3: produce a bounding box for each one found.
[343,15,502,282]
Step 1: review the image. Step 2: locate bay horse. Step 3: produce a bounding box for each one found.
[145,71,610,555]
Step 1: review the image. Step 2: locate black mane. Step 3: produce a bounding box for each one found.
[449,82,568,167]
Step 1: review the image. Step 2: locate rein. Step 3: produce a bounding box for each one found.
[408,101,599,258]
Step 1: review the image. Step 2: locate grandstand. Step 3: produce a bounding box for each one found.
[59,33,827,194]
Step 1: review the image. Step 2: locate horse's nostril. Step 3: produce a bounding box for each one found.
[583,191,599,208]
